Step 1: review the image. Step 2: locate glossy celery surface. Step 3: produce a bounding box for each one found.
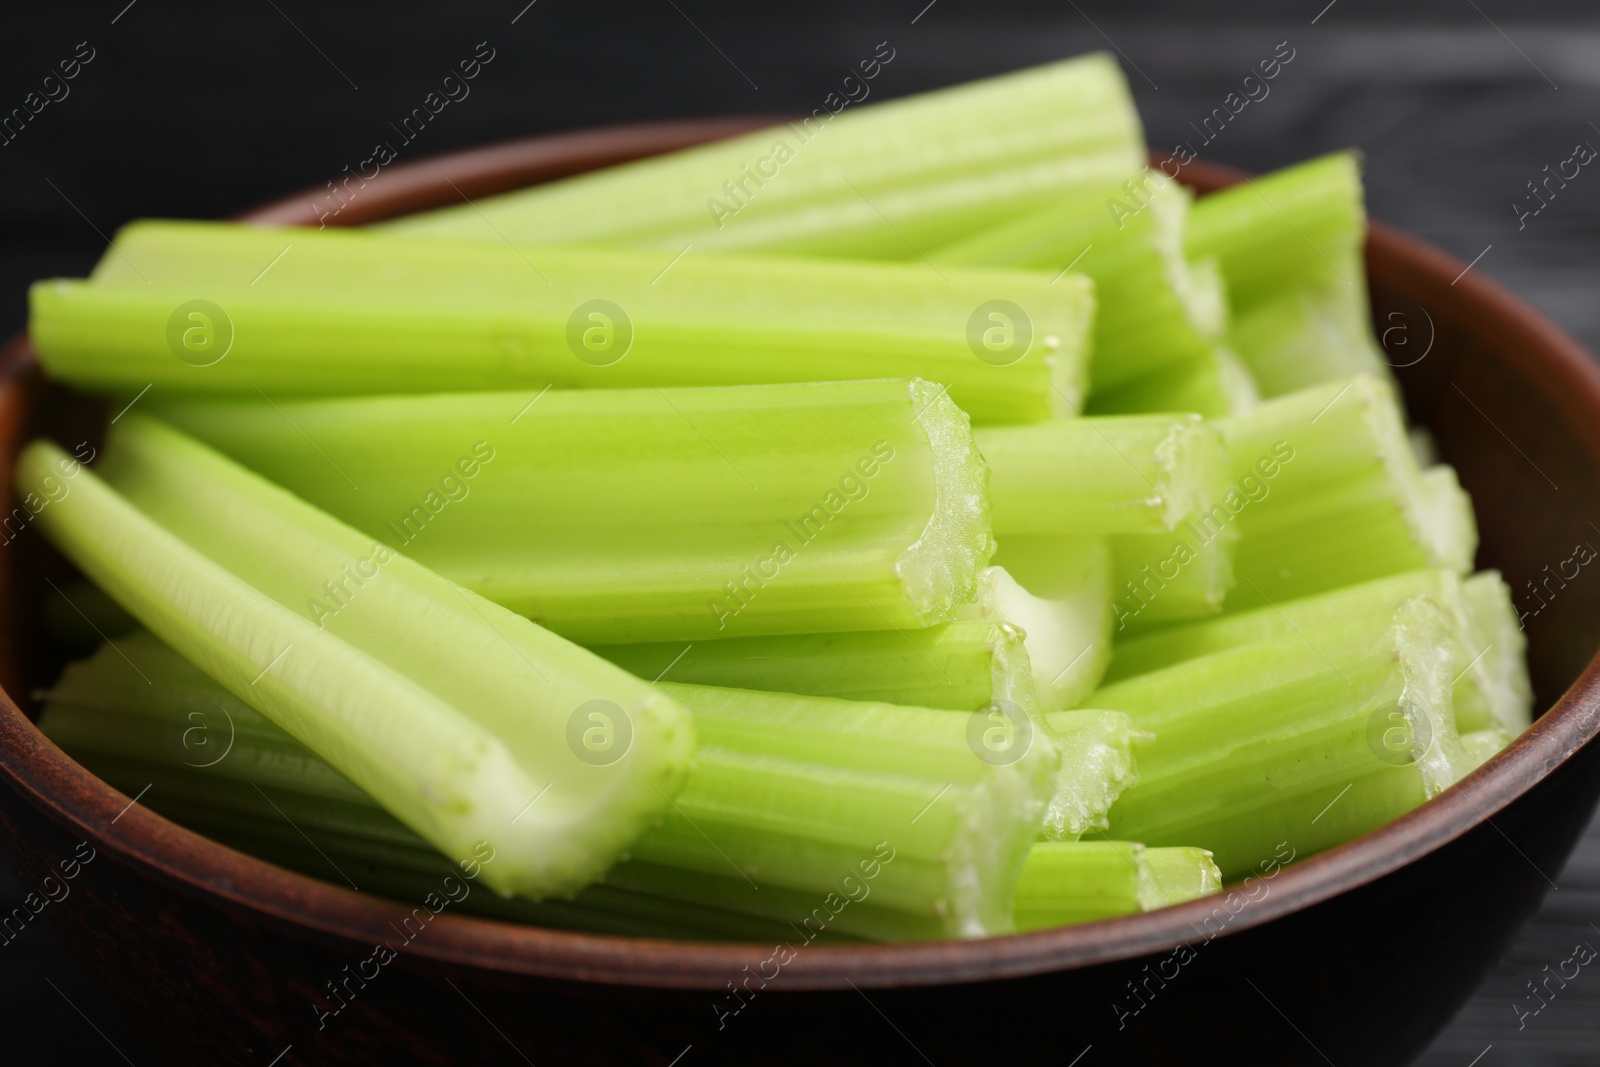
[1038,708,1143,841]
[1216,376,1476,608]
[594,619,1036,713]
[153,380,993,643]
[1012,841,1220,930]
[16,423,693,898]
[1096,598,1472,878]
[936,170,1224,392]
[44,634,1059,940]
[381,54,1145,260]
[38,222,1093,423]
[1106,568,1533,736]
[976,414,1231,538]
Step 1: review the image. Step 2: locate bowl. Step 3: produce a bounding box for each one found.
[1,119,1598,1067]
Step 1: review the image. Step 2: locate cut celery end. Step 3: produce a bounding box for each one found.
[1217,376,1477,607]
[1187,152,1367,312]
[962,550,1114,710]
[975,414,1231,537]
[153,379,994,643]
[1461,571,1534,735]
[1038,708,1144,841]
[1106,568,1520,737]
[593,619,1037,713]
[936,168,1222,391]
[43,223,1093,424]
[17,423,694,898]
[378,54,1145,259]
[1087,342,1261,419]
[1011,840,1219,930]
[1099,597,1469,878]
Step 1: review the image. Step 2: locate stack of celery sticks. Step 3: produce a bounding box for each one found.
[18,51,1530,943]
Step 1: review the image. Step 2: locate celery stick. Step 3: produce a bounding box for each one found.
[1109,523,1238,630]
[1038,708,1143,840]
[46,222,1093,424]
[1216,376,1476,607]
[46,632,1058,939]
[1098,597,1471,878]
[1087,342,1260,419]
[1012,841,1220,930]
[593,620,1037,713]
[963,551,1114,710]
[1461,571,1533,734]
[17,420,693,898]
[936,169,1223,391]
[1187,153,1366,312]
[152,380,992,643]
[975,414,1231,537]
[1106,568,1528,737]
[381,54,1144,259]
[1228,276,1389,397]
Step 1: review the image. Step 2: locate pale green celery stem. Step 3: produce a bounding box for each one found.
[1105,568,1521,736]
[593,619,1038,713]
[1217,375,1477,607]
[656,681,1058,938]
[57,741,829,942]
[1460,571,1533,734]
[153,380,993,643]
[962,548,1113,709]
[1038,708,1143,840]
[45,636,1057,940]
[1186,152,1366,312]
[18,422,693,898]
[937,169,1222,391]
[378,54,1145,258]
[1099,597,1468,878]
[1109,523,1238,629]
[1228,271,1392,397]
[1012,841,1220,930]
[1087,342,1261,419]
[975,414,1231,537]
[44,223,1093,424]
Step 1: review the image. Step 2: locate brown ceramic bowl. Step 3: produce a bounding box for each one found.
[2,120,1598,1067]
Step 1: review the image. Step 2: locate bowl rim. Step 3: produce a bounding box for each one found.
[3,118,1600,992]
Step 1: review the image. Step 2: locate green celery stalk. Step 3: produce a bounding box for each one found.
[1187,152,1365,312]
[1108,523,1239,630]
[1038,708,1144,841]
[1106,568,1532,737]
[151,380,992,643]
[380,54,1145,259]
[16,419,694,898]
[935,169,1224,392]
[1459,728,1512,774]
[1097,597,1472,878]
[44,632,1059,940]
[592,619,1037,713]
[39,222,1093,424]
[963,549,1114,710]
[1216,375,1477,607]
[1086,341,1261,419]
[1228,276,1390,397]
[1012,841,1220,930]
[975,413,1232,537]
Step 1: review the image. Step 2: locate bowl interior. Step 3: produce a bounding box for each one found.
[2,125,1599,987]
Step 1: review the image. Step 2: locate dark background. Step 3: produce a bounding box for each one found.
[3,1,1599,1062]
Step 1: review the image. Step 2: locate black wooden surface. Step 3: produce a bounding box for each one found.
[2,1,1598,1062]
